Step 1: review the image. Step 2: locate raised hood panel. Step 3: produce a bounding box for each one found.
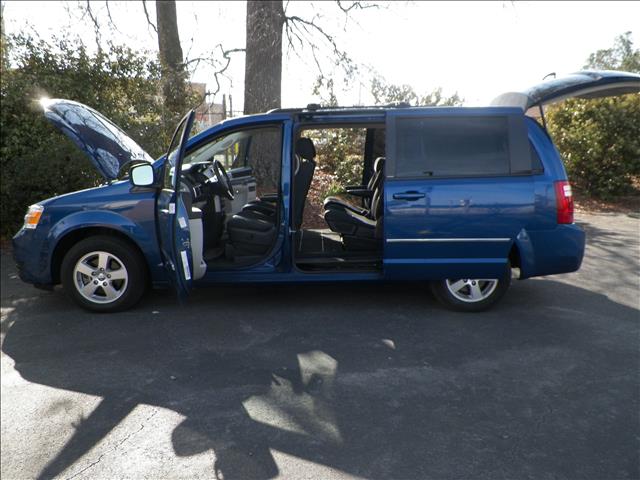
[42,99,153,180]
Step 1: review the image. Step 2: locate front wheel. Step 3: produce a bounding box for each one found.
[60,236,148,312]
[430,265,511,312]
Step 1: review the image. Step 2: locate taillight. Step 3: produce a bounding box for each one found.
[554,181,574,224]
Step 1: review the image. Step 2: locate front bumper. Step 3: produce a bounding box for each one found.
[12,228,54,286]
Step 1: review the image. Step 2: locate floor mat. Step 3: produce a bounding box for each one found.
[296,229,344,256]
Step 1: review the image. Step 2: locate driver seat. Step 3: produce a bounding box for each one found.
[225,138,316,258]
[242,137,317,227]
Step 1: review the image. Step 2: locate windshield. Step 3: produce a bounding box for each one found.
[182,130,252,169]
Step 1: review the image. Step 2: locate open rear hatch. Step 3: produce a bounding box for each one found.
[491,70,640,115]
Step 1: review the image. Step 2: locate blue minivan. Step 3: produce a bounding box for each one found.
[12,71,640,312]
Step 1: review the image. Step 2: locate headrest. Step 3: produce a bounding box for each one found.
[374,156,386,172]
[295,137,316,160]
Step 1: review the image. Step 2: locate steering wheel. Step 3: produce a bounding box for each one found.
[213,160,234,200]
[179,177,198,200]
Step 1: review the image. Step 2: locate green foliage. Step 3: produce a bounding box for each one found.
[334,153,364,188]
[584,31,640,72]
[324,180,345,198]
[303,127,365,208]
[312,76,339,107]
[306,128,365,184]
[370,75,463,106]
[0,32,181,235]
[547,32,640,199]
[547,95,640,198]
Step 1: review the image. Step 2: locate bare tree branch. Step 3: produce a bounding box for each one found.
[284,14,341,59]
[141,0,157,33]
[335,1,379,14]
[184,45,245,98]
[104,1,119,32]
[83,1,102,49]
[283,19,305,62]
[281,1,376,79]
[336,1,382,31]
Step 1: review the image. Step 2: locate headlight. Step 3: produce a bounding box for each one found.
[23,204,44,229]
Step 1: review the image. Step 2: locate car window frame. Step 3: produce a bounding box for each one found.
[181,124,284,175]
[387,110,535,180]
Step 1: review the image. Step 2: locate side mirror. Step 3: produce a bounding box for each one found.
[130,164,155,187]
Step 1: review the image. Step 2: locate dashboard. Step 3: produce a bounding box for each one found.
[180,162,224,204]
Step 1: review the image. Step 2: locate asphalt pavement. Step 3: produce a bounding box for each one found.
[1,212,639,480]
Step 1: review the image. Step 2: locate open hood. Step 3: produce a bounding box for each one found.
[491,70,640,112]
[41,98,153,180]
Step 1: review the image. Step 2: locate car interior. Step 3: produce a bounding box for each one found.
[176,123,386,278]
[294,125,386,271]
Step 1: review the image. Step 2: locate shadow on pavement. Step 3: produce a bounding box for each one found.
[2,278,639,479]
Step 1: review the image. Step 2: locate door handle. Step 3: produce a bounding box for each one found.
[393,192,425,201]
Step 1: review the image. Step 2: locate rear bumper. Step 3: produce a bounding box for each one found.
[518,224,586,278]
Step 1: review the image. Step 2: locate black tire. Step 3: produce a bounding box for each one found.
[430,263,512,312]
[60,235,148,312]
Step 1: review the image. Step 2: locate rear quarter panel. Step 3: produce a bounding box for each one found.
[515,118,585,278]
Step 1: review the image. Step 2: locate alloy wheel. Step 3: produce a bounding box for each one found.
[445,278,499,303]
[73,251,128,304]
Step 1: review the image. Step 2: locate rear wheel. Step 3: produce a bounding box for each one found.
[61,236,147,312]
[431,264,511,312]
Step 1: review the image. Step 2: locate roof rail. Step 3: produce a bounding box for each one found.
[265,107,305,114]
[266,102,413,114]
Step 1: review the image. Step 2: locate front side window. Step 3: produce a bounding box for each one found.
[395,116,511,178]
[183,126,283,193]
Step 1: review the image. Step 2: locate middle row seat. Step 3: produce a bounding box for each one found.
[323,156,385,216]
[324,182,384,251]
[323,157,385,251]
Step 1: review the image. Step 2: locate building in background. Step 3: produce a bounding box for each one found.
[190,82,241,130]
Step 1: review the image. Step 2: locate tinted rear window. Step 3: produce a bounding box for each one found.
[530,142,544,173]
[395,116,510,177]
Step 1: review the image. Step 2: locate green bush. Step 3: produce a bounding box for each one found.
[546,94,640,198]
[545,32,640,200]
[305,127,366,190]
[334,154,364,187]
[0,33,180,236]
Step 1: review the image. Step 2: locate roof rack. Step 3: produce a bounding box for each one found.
[266,102,413,114]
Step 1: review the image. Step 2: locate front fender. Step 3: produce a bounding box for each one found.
[48,210,165,284]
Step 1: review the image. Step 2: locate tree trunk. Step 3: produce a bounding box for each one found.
[244,1,284,114]
[0,3,8,72]
[156,0,186,117]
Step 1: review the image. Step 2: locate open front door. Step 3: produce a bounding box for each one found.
[156,111,196,301]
